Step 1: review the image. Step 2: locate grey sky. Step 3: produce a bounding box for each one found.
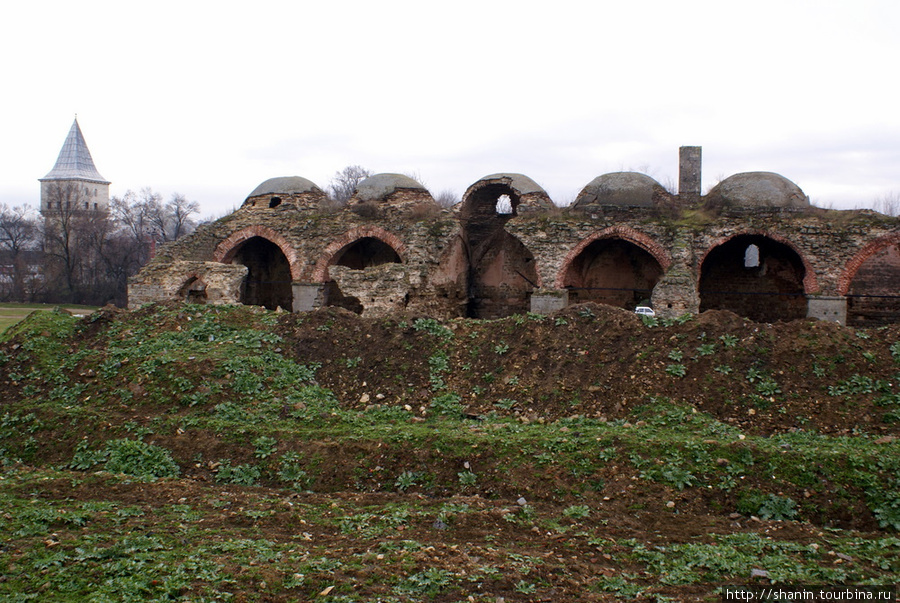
[2,0,898,218]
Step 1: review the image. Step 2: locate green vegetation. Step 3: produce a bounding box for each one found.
[0,303,897,600]
[0,303,96,334]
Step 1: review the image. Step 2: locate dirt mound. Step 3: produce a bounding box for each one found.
[272,302,899,436]
[1,303,897,601]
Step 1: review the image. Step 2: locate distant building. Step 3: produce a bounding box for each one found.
[39,118,110,216]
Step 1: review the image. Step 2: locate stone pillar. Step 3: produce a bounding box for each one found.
[679,146,702,202]
[651,269,700,319]
[292,283,326,312]
[530,289,569,315]
[807,296,847,325]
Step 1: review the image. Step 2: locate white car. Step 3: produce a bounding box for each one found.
[634,306,655,317]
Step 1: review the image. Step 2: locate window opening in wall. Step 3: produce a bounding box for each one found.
[495,194,513,215]
[333,237,401,270]
[178,276,208,304]
[744,244,760,268]
[269,197,282,208]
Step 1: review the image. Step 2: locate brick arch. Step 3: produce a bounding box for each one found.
[213,225,303,281]
[839,232,900,295]
[698,230,819,294]
[312,226,408,282]
[554,226,671,288]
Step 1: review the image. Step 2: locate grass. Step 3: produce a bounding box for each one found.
[0,302,97,334]
[0,304,898,600]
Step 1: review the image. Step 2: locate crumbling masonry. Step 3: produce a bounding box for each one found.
[128,148,900,327]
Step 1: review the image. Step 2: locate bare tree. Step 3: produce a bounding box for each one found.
[36,185,200,306]
[0,204,39,301]
[113,188,199,245]
[433,189,460,208]
[874,191,900,216]
[112,190,151,244]
[163,193,199,241]
[41,182,109,303]
[328,165,373,204]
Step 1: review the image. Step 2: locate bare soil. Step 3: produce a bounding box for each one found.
[1,302,898,601]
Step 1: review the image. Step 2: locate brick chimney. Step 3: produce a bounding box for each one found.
[678,146,702,202]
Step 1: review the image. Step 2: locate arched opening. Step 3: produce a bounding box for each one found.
[458,182,537,318]
[495,194,513,215]
[699,234,806,322]
[466,231,538,319]
[846,241,900,327]
[229,236,293,311]
[332,237,401,269]
[562,239,664,309]
[178,276,208,304]
[269,197,282,208]
[325,236,404,315]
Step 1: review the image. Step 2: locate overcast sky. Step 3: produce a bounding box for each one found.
[2,0,899,218]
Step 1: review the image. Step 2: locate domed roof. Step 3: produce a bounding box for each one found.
[356,173,427,202]
[707,172,809,208]
[247,176,322,198]
[574,172,665,207]
[473,173,548,197]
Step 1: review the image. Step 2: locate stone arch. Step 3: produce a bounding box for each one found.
[213,226,299,311]
[839,233,900,327]
[556,227,671,309]
[177,274,208,304]
[312,226,407,282]
[698,231,814,322]
[213,225,302,280]
[458,176,547,319]
[311,226,408,316]
[465,230,541,319]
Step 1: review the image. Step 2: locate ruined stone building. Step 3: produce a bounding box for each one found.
[40,118,110,216]
[128,147,900,327]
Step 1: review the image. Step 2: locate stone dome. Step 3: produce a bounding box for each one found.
[247,176,323,198]
[574,172,667,208]
[471,173,548,197]
[356,173,428,203]
[706,172,809,208]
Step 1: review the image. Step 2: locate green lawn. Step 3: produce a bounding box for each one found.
[0,303,97,334]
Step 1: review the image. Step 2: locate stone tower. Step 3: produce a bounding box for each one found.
[39,118,110,216]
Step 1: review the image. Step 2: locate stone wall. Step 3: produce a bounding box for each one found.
[129,192,900,326]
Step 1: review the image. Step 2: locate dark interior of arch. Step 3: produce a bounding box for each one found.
[231,237,292,311]
[847,242,900,327]
[461,184,521,234]
[332,237,401,269]
[177,276,208,304]
[563,239,663,308]
[699,234,806,321]
[459,184,535,318]
[466,230,538,319]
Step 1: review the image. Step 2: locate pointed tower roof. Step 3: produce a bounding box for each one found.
[40,118,109,184]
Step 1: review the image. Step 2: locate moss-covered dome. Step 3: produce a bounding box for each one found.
[574,172,667,208]
[247,176,323,198]
[706,172,809,208]
[356,173,428,203]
